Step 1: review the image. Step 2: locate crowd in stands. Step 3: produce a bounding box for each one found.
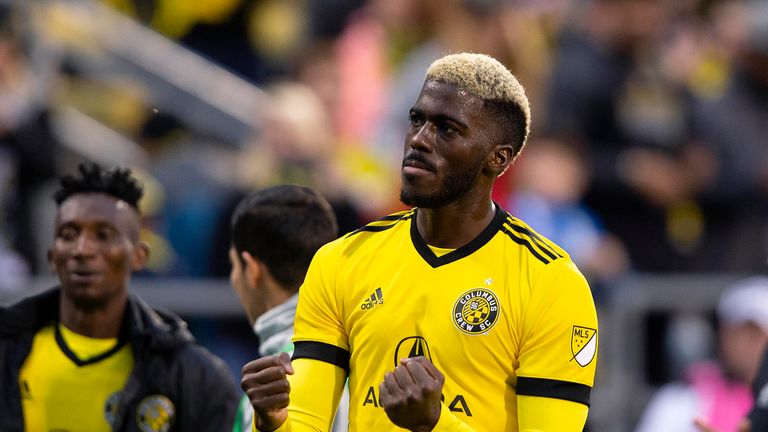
[1,0,768,303]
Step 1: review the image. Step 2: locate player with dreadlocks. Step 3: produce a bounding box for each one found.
[0,162,240,431]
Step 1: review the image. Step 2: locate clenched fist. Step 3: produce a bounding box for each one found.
[241,352,294,431]
[379,356,445,432]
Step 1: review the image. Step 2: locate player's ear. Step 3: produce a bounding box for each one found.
[241,251,262,287]
[487,143,514,177]
[131,241,150,271]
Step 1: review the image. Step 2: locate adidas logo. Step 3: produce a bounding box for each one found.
[361,287,384,310]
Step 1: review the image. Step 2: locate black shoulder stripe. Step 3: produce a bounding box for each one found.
[379,212,412,221]
[505,214,561,253]
[346,212,413,238]
[292,341,350,375]
[505,217,562,260]
[501,227,551,264]
[516,377,591,407]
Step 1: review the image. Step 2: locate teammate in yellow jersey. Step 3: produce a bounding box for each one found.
[0,163,239,431]
[241,52,599,431]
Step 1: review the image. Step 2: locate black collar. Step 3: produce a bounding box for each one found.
[54,323,129,367]
[410,203,505,268]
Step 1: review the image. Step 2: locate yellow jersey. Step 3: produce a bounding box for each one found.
[19,324,133,431]
[292,206,598,431]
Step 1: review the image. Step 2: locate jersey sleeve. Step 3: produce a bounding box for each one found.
[517,395,589,431]
[516,259,598,408]
[292,242,350,372]
[252,358,347,432]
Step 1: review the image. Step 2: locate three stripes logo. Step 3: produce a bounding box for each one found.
[361,287,384,310]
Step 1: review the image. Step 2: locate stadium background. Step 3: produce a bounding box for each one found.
[1,0,767,430]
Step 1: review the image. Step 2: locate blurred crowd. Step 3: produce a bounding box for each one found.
[1,0,768,303]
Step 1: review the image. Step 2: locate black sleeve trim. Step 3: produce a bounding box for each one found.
[292,341,350,375]
[516,377,591,407]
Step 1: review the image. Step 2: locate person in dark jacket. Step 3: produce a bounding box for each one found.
[0,162,239,431]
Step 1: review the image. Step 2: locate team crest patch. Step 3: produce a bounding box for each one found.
[571,326,597,367]
[452,288,500,335]
[136,394,175,432]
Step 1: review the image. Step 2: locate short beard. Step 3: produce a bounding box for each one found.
[400,160,483,208]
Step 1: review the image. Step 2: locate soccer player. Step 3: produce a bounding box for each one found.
[241,53,599,431]
[0,163,240,431]
[228,185,347,432]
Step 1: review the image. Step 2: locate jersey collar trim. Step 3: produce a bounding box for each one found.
[55,323,129,367]
[410,203,506,268]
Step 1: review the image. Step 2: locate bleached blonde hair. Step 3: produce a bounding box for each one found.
[426,53,531,157]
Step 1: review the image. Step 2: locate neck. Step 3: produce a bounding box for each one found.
[247,280,296,327]
[59,294,127,338]
[416,198,496,248]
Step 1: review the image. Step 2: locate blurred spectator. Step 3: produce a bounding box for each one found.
[236,80,366,224]
[0,148,29,292]
[332,0,430,147]
[101,0,362,85]
[100,0,272,82]
[135,111,238,276]
[0,10,59,275]
[102,0,242,39]
[504,135,629,299]
[689,0,768,271]
[290,36,401,215]
[542,0,731,272]
[747,344,768,431]
[209,81,366,276]
[636,277,768,432]
[373,0,556,176]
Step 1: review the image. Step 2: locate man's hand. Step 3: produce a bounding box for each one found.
[693,417,751,432]
[241,352,294,431]
[379,356,444,432]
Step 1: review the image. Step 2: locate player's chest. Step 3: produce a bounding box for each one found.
[339,256,517,363]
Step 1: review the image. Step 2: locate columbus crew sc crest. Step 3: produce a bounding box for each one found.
[452,288,500,335]
[136,395,175,432]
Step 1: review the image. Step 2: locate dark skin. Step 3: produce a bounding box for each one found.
[242,80,516,431]
[241,352,294,431]
[48,193,149,339]
[401,80,514,247]
[383,80,514,430]
[379,357,445,432]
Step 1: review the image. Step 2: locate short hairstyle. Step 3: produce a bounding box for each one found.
[53,163,144,211]
[230,185,338,290]
[426,52,531,158]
